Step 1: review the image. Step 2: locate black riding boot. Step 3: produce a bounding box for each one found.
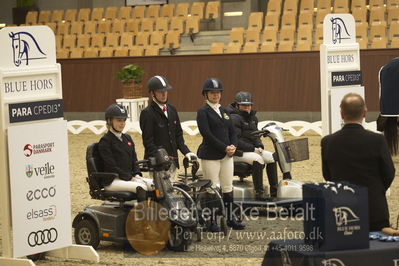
[204,192,220,232]
[252,161,268,201]
[266,163,279,198]
[223,192,245,230]
[136,187,148,202]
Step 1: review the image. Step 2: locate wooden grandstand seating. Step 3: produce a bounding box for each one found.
[136,32,150,46]
[229,27,244,46]
[370,24,387,39]
[45,22,57,33]
[63,34,77,49]
[297,26,312,51]
[209,42,224,54]
[38,10,51,24]
[315,25,324,49]
[298,12,313,27]
[283,0,298,14]
[147,5,160,19]
[56,48,69,59]
[91,34,105,48]
[262,28,278,44]
[352,8,368,24]
[281,13,297,29]
[165,31,180,49]
[70,47,83,58]
[119,6,132,20]
[133,6,146,20]
[316,0,331,13]
[170,17,184,34]
[191,2,205,19]
[126,19,140,33]
[105,33,119,47]
[260,42,276,52]
[370,37,387,48]
[99,47,114,57]
[357,36,369,49]
[296,39,312,51]
[247,12,263,32]
[185,16,200,34]
[267,0,282,15]
[205,1,220,19]
[55,35,63,49]
[243,42,258,53]
[279,28,295,42]
[25,11,38,25]
[278,40,294,51]
[176,3,189,18]
[70,21,83,35]
[155,17,169,33]
[246,29,260,44]
[369,0,386,11]
[56,22,70,35]
[161,4,175,19]
[78,8,90,22]
[389,23,399,40]
[51,10,64,23]
[150,31,164,48]
[98,20,111,34]
[370,9,386,26]
[84,47,99,57]
[226,42,241,53]
[64,9,77,22]
[114,47,129,56]
[300,0,314,14]
[130,46,144,56]
[351,0,366,10]
[356,23,368,39]
[144,46,160,56]
[91,8,104,21]
[387,0,399,9]
[264,13,280,30]
[141,18,155,33]
[76,34,90,48]
[83,21,96,35]
[112,19,125,33]
[105,7,117,20]
[315,9,329,26]
[391,38,399,48]
[120,32,135,47]
[333,0,349,13]
[388,9,399,25]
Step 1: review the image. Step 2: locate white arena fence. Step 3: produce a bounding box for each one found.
[67,120,378,137]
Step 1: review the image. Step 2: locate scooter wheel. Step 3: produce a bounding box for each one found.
[74,219,100,249]
[167,225,192,252]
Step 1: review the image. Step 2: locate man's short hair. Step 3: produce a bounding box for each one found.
[340,93,366,121]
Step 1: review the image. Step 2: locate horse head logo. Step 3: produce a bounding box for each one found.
[280,247,292,266]
[9,31,46,67]
[330,17,351,44]
[322,258,346,266]
[332,207,360,226]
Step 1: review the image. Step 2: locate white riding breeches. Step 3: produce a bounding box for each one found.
[234,150,274,165]
[201,155,234,193]
[105,176,154,193]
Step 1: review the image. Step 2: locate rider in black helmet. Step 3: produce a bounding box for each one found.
[197,78,245,230]
[99,103,153,202]
[140,76,197,181]
[227,91,278,200]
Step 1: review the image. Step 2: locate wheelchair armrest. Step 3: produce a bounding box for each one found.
[90,172,118,187]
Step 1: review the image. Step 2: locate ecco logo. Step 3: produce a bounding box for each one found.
[26,186,56,201]
[27,228,57,247]
[24,144,33,157]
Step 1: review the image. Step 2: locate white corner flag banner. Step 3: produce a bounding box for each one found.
[0,26,98,264]
[320,14,364,135]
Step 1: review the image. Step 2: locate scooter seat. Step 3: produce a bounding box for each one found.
[102,190,136,201]
[234,162,252,177]
[189,179,212,188]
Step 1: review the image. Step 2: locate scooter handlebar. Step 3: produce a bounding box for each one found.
[251,129,270,137]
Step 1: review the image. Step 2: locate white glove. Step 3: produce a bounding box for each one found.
[185,152,198,161]
[254,147,263,153]
[131,174,143,182]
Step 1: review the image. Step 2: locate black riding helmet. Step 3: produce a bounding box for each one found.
[202,78,223,95]
[147,76,172,92]
[235,91,253,105]
[105,104,128,121]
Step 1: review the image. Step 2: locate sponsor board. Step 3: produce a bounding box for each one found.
[331,71,362,87]
[9,99,63,123]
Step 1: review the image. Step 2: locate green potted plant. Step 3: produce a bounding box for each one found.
[116,64,144,99]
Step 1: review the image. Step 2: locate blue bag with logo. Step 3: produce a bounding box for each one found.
[303,182,369,251]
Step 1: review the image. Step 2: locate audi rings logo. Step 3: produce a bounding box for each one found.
[27,228,58,247]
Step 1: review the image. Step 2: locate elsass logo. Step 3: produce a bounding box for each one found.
[9,31,46,67]
[330,17,351,44]
[23,142,55,157]
[333,207,361,235]
[24,144,33,157]
[25,162,55,179]
[26,205,57,221]
[26,185,56,201]
[25,164,33,177]
[27,228,57,247]
[322,258,345,266]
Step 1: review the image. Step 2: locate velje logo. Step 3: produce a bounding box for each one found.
[25,164,33,177]
[23,142,54,157]
[25,162,55,179]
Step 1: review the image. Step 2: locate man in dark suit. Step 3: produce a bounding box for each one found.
[321,93,395,231]
[139,76,197,180]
